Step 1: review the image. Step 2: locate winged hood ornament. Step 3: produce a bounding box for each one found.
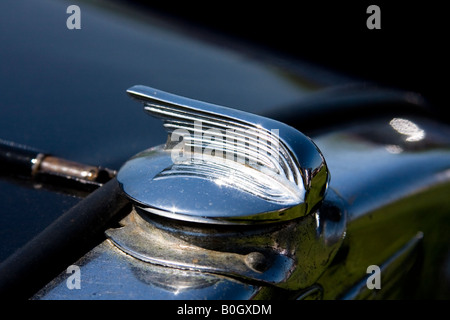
[117,85,329,224]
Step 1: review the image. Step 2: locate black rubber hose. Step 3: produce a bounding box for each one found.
[0,139,44,176]
[0,178,131,300]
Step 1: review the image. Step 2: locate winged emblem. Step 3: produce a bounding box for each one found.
[117,85,329,224]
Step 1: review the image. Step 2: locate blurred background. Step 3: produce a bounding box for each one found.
[127,1,447,118]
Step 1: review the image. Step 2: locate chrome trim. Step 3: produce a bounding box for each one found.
[117,85,329,224]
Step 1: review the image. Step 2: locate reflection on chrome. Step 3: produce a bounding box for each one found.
[389,118,425,142]
[385,144,403,154]
[154,156,304,205]
[118,85,330,224]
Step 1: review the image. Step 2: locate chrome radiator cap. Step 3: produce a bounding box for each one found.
[117,85,329,224]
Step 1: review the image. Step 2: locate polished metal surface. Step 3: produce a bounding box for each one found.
[3,0,449,302]
[33,240,261,300]
[105,195,346,291]
[1,0,339,264]
[314,116,450,299]
[33,115,450,300]
[105,209,296,285]
[118,85,329,224]
[34,189,347,299]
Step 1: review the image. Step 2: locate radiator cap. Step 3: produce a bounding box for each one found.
[117,85,329,225]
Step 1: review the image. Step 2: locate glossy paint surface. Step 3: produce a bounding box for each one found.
[0,0,337,262]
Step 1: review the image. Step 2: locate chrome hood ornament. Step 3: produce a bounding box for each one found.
[117,85,329,224]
